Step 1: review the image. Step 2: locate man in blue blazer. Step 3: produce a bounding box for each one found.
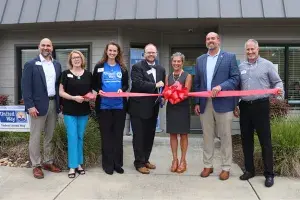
[194,32,240,180]
[21,38,62,179]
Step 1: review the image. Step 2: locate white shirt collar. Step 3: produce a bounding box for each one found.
[39,54,53,62]
[146,61,155,66]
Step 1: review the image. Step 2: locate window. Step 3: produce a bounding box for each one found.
[288,47,300,105]
[260,45,300,107]
[16,45,90,104]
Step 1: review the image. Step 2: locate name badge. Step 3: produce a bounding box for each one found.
[35,61,42,66]
[147,70,152,75]
[241,70,247,75]
[98,68,104,73]
[67,74,73,78]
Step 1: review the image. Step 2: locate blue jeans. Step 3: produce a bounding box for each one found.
[64,115,88,168]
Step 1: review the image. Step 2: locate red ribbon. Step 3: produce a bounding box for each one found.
[99,88,279,99]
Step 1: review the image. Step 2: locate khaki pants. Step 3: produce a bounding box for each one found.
[200,98,233,171]
[29,100,57,167]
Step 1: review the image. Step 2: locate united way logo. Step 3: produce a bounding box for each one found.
[116,72,122,79]
[16,111,27,122]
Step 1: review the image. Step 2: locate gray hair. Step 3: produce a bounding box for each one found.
[171,52,185,62]
[245,39,259,49]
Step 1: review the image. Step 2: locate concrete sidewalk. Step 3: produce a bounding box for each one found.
[0,136,299,200]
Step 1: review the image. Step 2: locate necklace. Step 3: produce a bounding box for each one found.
[71,69,84,80]
[173,70,183,82]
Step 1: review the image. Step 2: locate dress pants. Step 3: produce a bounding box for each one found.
[98,109,126,172]
[239,99,274,178]
[64,115,88,168]
[200,98,233,171]
[131,114,157,169]
[29,100,57,167]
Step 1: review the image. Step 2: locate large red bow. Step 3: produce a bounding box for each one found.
[162,81,188,104]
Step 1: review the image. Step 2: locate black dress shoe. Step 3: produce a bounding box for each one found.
[239,171,255,180]
[104,169,113,175]
[265,177,274,187]
[115,167,124,174]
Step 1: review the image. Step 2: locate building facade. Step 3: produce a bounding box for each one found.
[0,0,300,134]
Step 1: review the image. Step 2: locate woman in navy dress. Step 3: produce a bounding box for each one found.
[166,52,192,173]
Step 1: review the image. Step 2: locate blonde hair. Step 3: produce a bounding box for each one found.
[68,50,86,69]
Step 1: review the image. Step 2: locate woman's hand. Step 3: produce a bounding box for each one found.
[99,90,105,96]
[117,89,123,93]
[72,96,84,103]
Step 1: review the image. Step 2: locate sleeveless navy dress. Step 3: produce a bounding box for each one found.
[166,71,190,134]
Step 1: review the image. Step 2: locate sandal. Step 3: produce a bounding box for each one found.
[68,172,76,178]
[76,168,86,175]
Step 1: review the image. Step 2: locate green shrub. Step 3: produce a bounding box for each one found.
[254,117,300,177]
[0,132,29,147]
[52,117,101,169]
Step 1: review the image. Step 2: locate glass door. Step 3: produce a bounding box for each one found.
[171,47,207,133]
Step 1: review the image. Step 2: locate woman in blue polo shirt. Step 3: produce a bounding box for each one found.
[92,41,129,175]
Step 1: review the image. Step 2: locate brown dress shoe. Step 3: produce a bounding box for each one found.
[42,164,62,173]
[145,162,156,169]
[170,159,179,172]
[33,167,44,179]
[219,170,230,180]
[200,168,213,177]
[137,167,150,174]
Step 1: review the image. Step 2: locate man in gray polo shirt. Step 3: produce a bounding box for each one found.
[234,39,283,187]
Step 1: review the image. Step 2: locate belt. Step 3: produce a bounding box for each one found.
[241,97,269,105]
[49,96,55,100]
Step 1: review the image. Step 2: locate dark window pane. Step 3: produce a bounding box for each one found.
[21,49,39,70]
[259,47,285,82]
[288,47,300,105]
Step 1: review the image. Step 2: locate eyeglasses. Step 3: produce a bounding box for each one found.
[71,56,81,60]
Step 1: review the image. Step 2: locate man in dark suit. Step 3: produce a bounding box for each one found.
[129,43,165,174]
[194,32,240,180]
[21,38,62,179]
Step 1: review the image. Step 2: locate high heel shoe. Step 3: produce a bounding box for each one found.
[176,160,187,173]
[170,159,179,172]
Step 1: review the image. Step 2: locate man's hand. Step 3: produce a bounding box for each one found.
[211,85,222,97]
[156,81,164,88]
[233,106,240,118]
[276,88,283,96]
[28,107,39,118]
[194,105,200,116]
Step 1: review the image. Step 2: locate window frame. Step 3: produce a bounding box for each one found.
[15,44,91,104]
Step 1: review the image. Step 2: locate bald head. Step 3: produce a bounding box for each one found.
[40,38,52,46]
[206,32,220,39]
[39,38,53,60]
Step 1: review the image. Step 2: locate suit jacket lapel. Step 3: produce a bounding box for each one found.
[53,60,60,81]
[212,51,224,79]
[36,56,47,89]
[202,55,208,88]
